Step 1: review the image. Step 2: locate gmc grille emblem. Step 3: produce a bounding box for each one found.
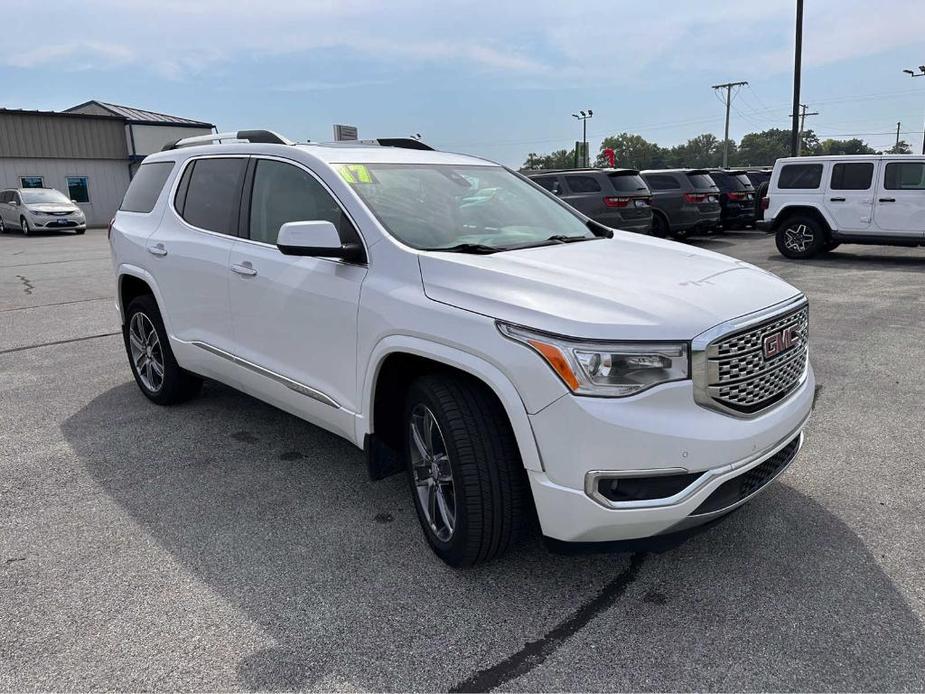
[763,326,798,360]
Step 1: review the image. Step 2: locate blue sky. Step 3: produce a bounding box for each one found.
[3,0,925,165]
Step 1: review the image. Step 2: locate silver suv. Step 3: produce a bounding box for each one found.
[0,188,87,235]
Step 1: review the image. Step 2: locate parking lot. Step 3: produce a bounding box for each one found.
[1,228,924,691]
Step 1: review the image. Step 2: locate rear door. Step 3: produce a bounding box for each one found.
[824,161,875,233]
[873,159,925,237]
[531,175,564,196]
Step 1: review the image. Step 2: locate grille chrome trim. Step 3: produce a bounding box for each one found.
[692,295,809,418]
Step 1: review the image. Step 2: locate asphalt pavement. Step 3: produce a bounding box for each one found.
[1,227,923,691]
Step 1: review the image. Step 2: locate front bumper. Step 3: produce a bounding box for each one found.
[32,216,85,230]
[526,366,814,542]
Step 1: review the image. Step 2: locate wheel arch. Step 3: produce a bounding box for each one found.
[773,205,835,234]
[117,264,169,328]
[359,337,543,472]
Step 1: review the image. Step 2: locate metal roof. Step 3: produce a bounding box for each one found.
[65,100,214,127]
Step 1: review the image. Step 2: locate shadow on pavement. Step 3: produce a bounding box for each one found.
[62,381,925,691]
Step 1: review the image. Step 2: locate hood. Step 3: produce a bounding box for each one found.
[419,233,802,340]
[28,204,80,214]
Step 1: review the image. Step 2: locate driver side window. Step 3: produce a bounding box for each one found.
[249,159,358,246]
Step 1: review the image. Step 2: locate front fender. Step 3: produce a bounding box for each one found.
[358,335,545,472]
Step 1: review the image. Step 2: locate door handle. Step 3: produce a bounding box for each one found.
[230,262,257,277]
[879,197,896,203]
[146,243,167,256]
[829,197,846,202]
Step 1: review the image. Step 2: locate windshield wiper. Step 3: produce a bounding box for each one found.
[545,234,598,243]
[427,243,504,254]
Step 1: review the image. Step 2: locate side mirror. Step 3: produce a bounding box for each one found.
[277,220,364,263]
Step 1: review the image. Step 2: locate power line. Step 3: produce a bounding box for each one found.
[711,80,748,167]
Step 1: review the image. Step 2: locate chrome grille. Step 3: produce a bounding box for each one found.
[699,304,808,415]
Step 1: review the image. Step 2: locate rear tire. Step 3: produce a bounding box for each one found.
[123,295,202,405]
[651,213,669,239]
[404,373,530,567]
[775,215,826,259]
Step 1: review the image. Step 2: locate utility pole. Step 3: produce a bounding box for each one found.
[790,0,804,156]
[901,66,925,154]
[571,110,593,167]
[794,104,819,155]
[711,80,748,168]
[896,122,902,147]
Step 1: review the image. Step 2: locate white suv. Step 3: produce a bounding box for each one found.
[761,154,925,258]
[110,130,814,566]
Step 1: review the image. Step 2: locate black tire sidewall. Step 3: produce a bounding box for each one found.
[20,217,29,235]
[651,213,669,238]
[403,380,473,566]
[776,216,825,259]
[123,295,199,405]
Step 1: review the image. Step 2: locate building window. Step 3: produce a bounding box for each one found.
[66,176,91,203]
[20,176,44,188]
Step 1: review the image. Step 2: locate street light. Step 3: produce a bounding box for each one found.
[902,66,925,154]
[571,109,593,167]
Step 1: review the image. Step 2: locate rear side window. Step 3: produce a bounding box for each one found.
[180,158,247,234]
[608,174,648,193]
[686,173,716,190]
[778,164,823,189]
[643,174,679,190]
[884,162,925,190]
[532,176,561,193]
[565,175,601,193]
[121,161,175,213]
[831,162,874,190]
[734,174,754,190]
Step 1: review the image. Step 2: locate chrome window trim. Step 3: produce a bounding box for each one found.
[584,409,810,510]
[186,339,341,409]
[691,294,809,419]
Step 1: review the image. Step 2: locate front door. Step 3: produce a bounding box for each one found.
[228,157,367,438]
[823,161,875,233]
[873,159,925,237]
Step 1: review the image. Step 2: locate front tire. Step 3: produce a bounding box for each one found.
[775,215,826,259]
[123,295,202,405]
[404,373,530,567]
[0,217,6,234]
[20,217,31,236]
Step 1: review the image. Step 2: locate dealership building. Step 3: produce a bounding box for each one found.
[0,101,214,226]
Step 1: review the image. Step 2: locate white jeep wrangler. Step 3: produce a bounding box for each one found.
[761,155,925,259]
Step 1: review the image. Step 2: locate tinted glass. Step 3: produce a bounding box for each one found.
[884,162,925,190]
[687,173,716,190]
[643,174,679,190]
[121,161,175,213]
[0,192,9,203]
[339,163,594,250]
[66,176,90,203]
[249,159,353,245]
[830,162,873,190]
[608,174,648,193]
[565,175,601,193]
[778,163,823,189]
[182,158,246,234]
[20,176,44,188]
[532,176,560,193]
[734,174,754,190]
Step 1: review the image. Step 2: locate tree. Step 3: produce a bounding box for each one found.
[885,140,913,154]
[667,133,727,168]
[736,128,797,166]
[521,149,575,170]
[594,133,668,170]
[817,138,876,156]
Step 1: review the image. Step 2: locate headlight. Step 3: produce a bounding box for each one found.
[29,209,49,216]
[498,322,689,397]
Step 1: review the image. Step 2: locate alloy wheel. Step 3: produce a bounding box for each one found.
[129,312,165,392]
[783,223,814,253]
[409,404,456,542]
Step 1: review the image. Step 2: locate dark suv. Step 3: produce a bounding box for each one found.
[639,169,721,239]
[707,169,757,230]
[527,168,652,234]
[744,169,772,221]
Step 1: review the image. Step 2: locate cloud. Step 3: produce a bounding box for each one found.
[7,41,133,70]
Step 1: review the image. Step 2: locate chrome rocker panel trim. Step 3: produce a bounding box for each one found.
[187,340,340,409]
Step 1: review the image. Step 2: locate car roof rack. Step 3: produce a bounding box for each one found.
[325,137,435,151]
[162,129,295,151]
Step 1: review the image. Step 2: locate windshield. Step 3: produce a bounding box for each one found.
[338,163,596,251]
[21,189,71,205]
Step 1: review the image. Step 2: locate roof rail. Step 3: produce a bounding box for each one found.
[329,137,435,151]
[162,129,294,151]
